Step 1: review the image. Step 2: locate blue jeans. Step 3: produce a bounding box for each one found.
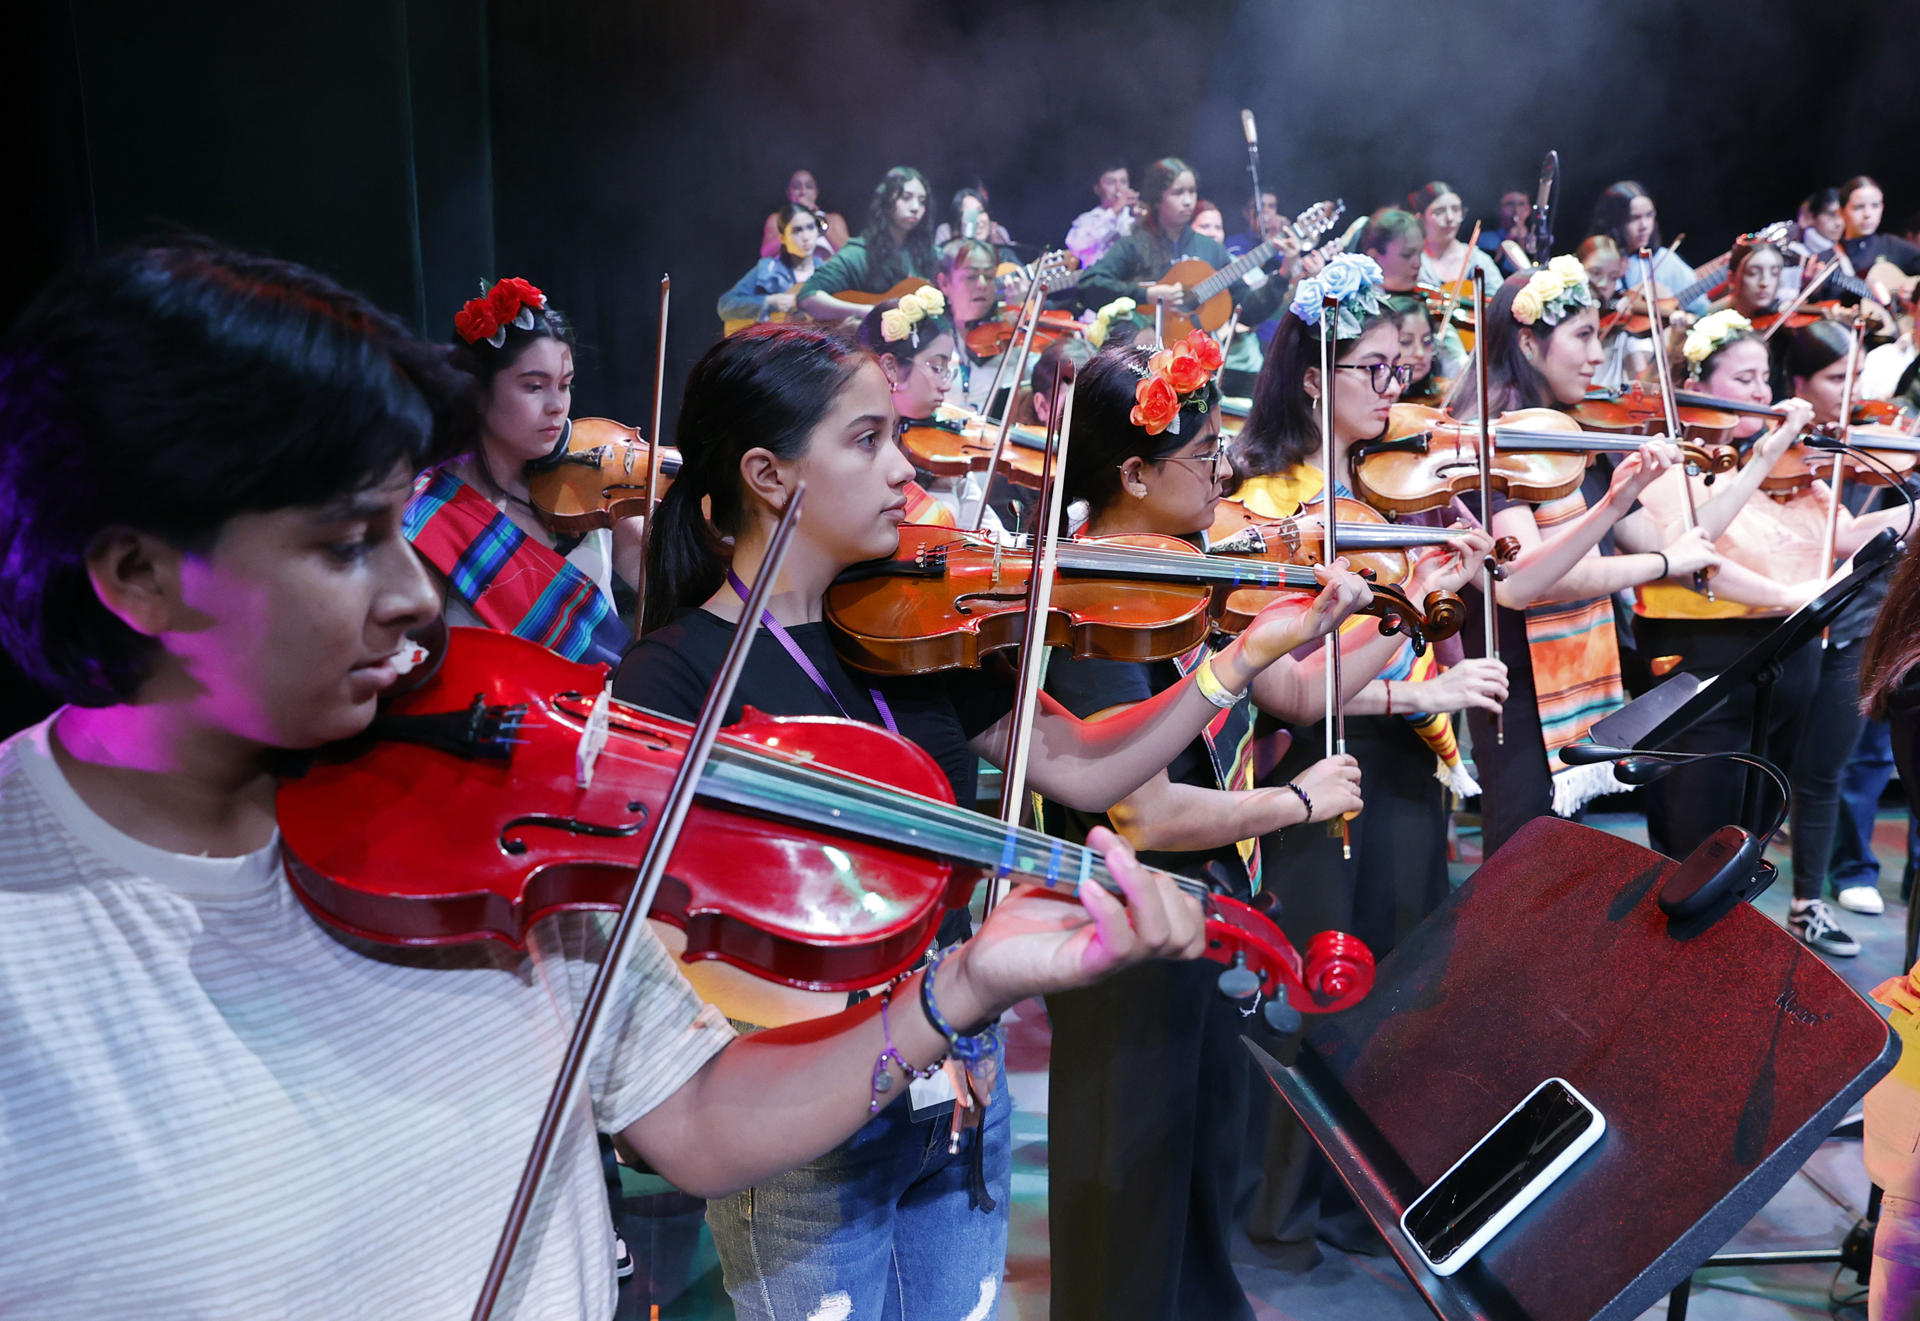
[707,1062,1011,1320]
[1831,716,1920,898]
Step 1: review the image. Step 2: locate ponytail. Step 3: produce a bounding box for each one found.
[642,324,869,634]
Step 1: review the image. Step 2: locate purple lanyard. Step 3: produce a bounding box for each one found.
[727,569,898,735]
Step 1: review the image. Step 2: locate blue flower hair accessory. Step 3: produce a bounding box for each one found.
[1289,254,1387,340]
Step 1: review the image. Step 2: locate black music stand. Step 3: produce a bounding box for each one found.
[1250,816,1897,1321]
[1586,527,1900,831]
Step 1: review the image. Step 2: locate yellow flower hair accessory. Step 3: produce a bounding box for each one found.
[879,309,913,343]
[1511,255,1596,328]
[1683,309,1753,367]
[902,286,946,319]
[1086,296,1137,348]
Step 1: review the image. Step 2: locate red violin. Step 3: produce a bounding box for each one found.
[277,627,1375,1013]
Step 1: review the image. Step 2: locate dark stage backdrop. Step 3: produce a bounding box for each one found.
[10,0,1920,729]
[490,0,1920,433]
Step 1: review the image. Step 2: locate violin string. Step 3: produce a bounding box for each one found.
[550,708,1213,903]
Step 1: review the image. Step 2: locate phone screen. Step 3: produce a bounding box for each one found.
[1403,1080,1597,1266]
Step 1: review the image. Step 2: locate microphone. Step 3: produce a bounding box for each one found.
[1241,109,1258,147]
[1528,149,1558,259]
[1561,742,1788,922]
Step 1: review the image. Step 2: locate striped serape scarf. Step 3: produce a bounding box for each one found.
[404,467,629,668]
[1229,465,1476,796]
[1524,491,1627,815]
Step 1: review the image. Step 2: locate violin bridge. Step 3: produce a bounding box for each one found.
[575,687,612,789]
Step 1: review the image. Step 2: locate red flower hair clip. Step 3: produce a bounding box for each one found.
[1129,329,1225,436]
[455,277,547,347]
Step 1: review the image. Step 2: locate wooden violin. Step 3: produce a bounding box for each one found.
[963,308,1083,360]
[1756,422,1920,494]
[277,626,1376,1014]
[1352,404,1739,514]
[823,524,1439,676]
[1569,385,1742,444]
[898,408,1051,491]
[525,417,679,534]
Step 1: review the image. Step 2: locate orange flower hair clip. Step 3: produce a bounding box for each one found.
[1130,329,1225,436]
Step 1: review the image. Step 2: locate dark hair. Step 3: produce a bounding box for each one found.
[948,187,991,241]
[1689,327,1765,385]
[1360,208,1423,256]
[1094,158,1129,182]
[1385,293,1438,390]
[1449,269,1586,417]
[855,297,955,366]
[1860,535,1920,718]
[1588,181,1662,251]
[0,238,459,705]
[1786,318,1851,383]
[1061,345,1214,520]
[775,202,818,238]
[862,166,935,280]
[642,325,870,634]
[1140,157,1194,235]
[1406,181,1457,217]
[1805,187,1842,216]
[1840,175,1883,208]
[447,281,575,461]
[1235,303,1398,477]
[1244,189,1279,221]
[1030,336,1095,404]
[1728,239,1784,287]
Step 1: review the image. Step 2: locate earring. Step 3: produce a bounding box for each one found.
[1130,483,1149,499]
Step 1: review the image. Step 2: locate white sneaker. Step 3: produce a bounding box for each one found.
[1836,884,1886,916]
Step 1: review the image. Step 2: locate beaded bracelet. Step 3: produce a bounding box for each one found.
[869,987,941,1114]
[920,943,1000,1064]
[1284,780,1314,823]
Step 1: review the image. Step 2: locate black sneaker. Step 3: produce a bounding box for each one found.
[1790,899,1861,958]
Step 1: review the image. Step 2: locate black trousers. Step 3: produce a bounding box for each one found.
[1633,615,1821,887]
[1046,955,1256,1321]
[1789,638,1869,900]
[1461,594,1554,858]
[1244,715,1452,1248]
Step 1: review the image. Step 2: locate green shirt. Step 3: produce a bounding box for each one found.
[797,236,935,302]
[1076,224,1283,324]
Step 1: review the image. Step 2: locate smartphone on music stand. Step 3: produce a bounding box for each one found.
[1400,1077,1605,1276]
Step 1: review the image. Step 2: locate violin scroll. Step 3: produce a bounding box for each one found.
[1421,590,1466,642]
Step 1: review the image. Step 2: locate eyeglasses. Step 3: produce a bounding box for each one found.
[1334,362,1416,394]
[919,357,958,383]
[1160,443,1231,469]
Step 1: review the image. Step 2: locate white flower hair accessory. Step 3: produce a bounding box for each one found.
[1511,255,1596,328]
[1289,254,1387,339]
[1683,309,1754,368]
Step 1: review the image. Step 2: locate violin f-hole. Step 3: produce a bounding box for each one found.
[953,588,1030,616]
[499,803,650,856]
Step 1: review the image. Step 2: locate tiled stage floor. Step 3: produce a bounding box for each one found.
[643,806,1915,1320]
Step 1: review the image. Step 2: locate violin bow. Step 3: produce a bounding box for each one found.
[1821,318,1867,648]
[967,273,1050,532]
[1637,249,1713,601]
[1429,220,1481,337]
[1316,294,1352,859]
[633,274,671,638]
[1472,267,1502,745]
[469,482,808,1321]
[983,377,1076,914]
[1761,254,1838,342]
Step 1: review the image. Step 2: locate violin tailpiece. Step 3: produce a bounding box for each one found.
[367,695,527,762]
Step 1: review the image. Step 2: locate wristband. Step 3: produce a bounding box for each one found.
[1654,550,1670,581]
[1193,654,1243,710]
[1285,780,1314,823]
[921,944,1000,1064]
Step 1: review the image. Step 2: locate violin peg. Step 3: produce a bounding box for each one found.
[1262,998,1303,1036]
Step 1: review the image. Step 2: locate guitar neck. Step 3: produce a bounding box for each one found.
[1192,239,1277,303]
[1671,252,1732,308]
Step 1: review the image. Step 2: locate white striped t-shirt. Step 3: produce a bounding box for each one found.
[0,716,734,1319]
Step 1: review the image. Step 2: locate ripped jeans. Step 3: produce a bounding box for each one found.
[707,1062,1011,1321]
